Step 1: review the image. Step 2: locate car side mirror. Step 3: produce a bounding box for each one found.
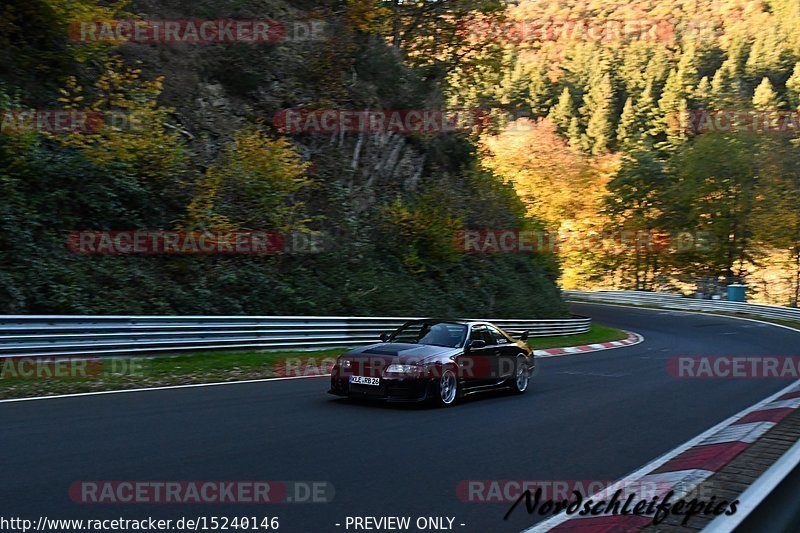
[380,332,390,342]
[467,339,486,350]
[519,330,529,341]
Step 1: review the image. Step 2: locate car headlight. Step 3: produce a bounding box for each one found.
[385,364,421,375]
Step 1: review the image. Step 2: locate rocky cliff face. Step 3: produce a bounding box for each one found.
[123,0,429,195]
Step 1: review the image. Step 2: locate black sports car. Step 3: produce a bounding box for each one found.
[328,319,534,406]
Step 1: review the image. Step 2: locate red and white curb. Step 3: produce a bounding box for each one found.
[533,332,643,358]
[524,379,800,532]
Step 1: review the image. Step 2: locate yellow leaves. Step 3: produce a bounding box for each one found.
[56,78,85,108]
[383,196,464,272]
[345,0,392,34]
[53,58,185,180]
[43,0,132,62]
[184,128,312,233]
[481,117,600,227]
[184,167,237,233]
[481,117,626,287]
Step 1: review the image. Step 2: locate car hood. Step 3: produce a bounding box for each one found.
[344,343,459,363]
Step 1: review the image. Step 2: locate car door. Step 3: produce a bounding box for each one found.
[487,325,517,380]
[462,325,500,386]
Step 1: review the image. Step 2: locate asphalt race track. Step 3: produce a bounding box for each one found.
[2,303,800,533]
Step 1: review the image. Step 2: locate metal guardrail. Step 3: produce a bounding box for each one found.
[0,315,591,358]
[564,290,800,323]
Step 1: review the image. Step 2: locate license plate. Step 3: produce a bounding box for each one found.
[349,376,380,386]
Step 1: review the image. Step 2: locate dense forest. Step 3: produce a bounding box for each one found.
[0,0,565,316]
[3,0,800,315]
[452,0,800,304]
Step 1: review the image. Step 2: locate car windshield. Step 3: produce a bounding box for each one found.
[387,321,467,348]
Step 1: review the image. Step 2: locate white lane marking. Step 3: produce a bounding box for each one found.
[521,378,800,532]
[547,468,717,523]
[701,421,776,445]
[638,468,718,499]
[638,468,716,489]
[0,374,329,404]
[758,397,800,410]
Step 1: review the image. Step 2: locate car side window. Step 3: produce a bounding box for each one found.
[469,326,483,341]
[393,323,423,343]
[487,326,509,344]
[470,326,487,344]
[471,326,495,345]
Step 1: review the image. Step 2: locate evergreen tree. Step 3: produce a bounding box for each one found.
[526,61,553,117]
[636,79,660,141]
[694,76,712,109]
[604,148,668,290]
[675,42,699,94]
[745,23,792,82]
[658,68,690,147]
[497,52,531,110]
[711,62,745,107]
[581,71,615,154]
[710,67,729,106]
[643,48,671,90]
[618,41,655,97]
[668,134,760,283]
[749,136,800,306]
[616,97,638,148]
[752,77,780,110]
[567,117,585,152]
[787,63,800,108]
[549,86,575,134]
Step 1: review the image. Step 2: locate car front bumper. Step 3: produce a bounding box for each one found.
[328,374,435,403]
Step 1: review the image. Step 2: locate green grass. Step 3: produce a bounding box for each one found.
[0,348,344,400]
[0,324,628,400]
[527,323,628,350]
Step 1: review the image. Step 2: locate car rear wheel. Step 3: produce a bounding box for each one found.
[436,367,458,407]
[512,357,529,394]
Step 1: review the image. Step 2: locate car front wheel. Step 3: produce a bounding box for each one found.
[435,367,458,407]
